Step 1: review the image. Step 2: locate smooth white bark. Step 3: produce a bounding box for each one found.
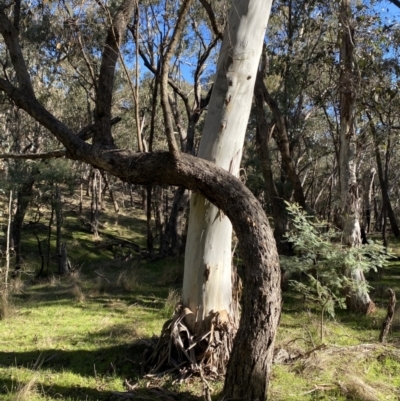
[183,0,273,332]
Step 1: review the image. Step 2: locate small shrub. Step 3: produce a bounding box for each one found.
[281,202,390,340]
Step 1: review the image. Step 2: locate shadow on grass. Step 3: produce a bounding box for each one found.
[0,338,207,400]
[0,339,205,400]
[0,377,203,400]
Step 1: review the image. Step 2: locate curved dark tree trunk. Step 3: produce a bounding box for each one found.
[86,151,282,401]
[0,76,283,396]
[0,2,282,396]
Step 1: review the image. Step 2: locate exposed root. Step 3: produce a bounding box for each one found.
[143,305,237,379]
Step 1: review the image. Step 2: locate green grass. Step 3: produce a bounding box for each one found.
[1,193,400,400]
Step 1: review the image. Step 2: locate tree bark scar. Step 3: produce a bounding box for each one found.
[204,265,211,282]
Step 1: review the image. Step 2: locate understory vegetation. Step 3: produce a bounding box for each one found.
[1,193,400,401]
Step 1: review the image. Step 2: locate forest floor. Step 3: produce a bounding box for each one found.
[1,193,400,400]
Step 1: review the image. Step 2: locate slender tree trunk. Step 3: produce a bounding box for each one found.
[90,169,99,237]
[339,0,373,313]
[100,171,119,213]
[55,185,63,272]
[59,243,71,275]
[160,187,189,256]
[255,72,291,256]
[46,200,54,272]
[146,185,153,254]
[79,182,83,215]
[363,168,376,233]
[368,113,400,237]
[183,0,274,339]
[5,190,12,293]
[14,176,35,269]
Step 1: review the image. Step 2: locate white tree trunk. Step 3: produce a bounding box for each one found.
[183,0,273,333]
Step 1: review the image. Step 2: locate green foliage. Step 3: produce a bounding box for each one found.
[281,202,390,321]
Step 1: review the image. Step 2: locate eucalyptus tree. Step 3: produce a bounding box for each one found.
[0,1,282,399]
[252,0,335,253]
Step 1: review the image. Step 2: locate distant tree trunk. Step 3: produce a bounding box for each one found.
[363,168,376,233]
[59,243,71,275]
[160,186,189,256]
[258,73,308,210]
[368,114,400,238]
[55,185,63,271]
[90,169,99,237]
[255,71,291,256]
[5,190,12,292]
[129,185,134,207]
[46,200,54,272]
[14,176,35,269]
[100,171,119,213]
[79,182,83,215]
[98,171,103,211]
[339,0,374,313]
[154,186,165,250]
[146,185,153,254]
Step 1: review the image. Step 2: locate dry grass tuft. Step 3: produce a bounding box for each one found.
[14,375,39,401]
[116,269,138,292]
[9,275,25,293]
[158,262,184,286]
[70,283,86,303]
[338,375,381,401]
[163,288,181,317]
[0,291,11,319]
[48,275,59,287]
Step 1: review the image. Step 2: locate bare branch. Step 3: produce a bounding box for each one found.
[160,0,194,158]
[388,0,400,9]
[13,0,21,31]
[198,0,224,39]
[94,0,137,147]
[0,8,34,96]
[0,150,66,160]
[0,77,85,156]
[77,116,122,141]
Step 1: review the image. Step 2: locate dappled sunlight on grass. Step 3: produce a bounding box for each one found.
[2,195,400,400]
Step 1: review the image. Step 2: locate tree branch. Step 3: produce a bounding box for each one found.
[0,150,66,160]
[388,0,400,9]
[198,0,224,39]
[0,8,34,96]
[160,0,194,159]
[94,0,137,147]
